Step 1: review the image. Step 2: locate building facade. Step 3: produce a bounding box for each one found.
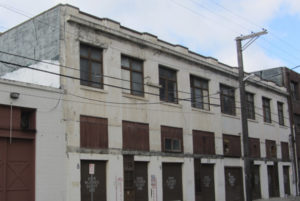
[0,78,66,201]
[255,67,300,193]
[0,4,296,201]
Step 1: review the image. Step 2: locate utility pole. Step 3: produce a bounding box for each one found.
[235,29,267,201]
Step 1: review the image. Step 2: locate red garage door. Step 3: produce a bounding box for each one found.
[0,138,34,201]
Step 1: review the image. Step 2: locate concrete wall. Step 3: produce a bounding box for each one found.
[0,78,66,201]
[0,6,61,78]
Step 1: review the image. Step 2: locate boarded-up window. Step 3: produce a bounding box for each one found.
[193,130,215,155]
[123,121,149,151]
[161,126,183,153]
[266,140,277,159]
[80,115,108,149]
[249,138,260,158]
[281,142,289,161]
[223,134,241,157]
[0,105,36,131]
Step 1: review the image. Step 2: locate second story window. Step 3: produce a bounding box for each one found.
[159,66,178,103]
[246,92,255,119]
[220,84,235,115]
[277,102,284,126]
[290,81,298,100]
[121,56,144,96]
[190,75,209,110]
[161,126,183,153]
[80,44,103,88]
[266,140,277,158]
[262,97,271,123]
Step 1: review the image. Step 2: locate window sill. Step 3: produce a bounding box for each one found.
[247,118,258,123]
[264,122,275,127]
[161,101,182,109]
[146,81,161,88]
[122,92,148,102]
[279,125,288,129]
[191,107,213,115]
[80,85,108,94]
[221,113,240,120]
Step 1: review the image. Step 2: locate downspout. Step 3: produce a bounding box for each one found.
[286,68,299,195]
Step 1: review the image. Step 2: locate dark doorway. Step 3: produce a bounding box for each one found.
[283,166,290,195]
[194,160,215,201]
[81,160,106,201]
[251,165,261,200]
[134,162,148,201]
[224,167,244,201]
[267,164,279,197]
[162,163,183,201]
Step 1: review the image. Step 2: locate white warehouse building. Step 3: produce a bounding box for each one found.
[0,4,296,201]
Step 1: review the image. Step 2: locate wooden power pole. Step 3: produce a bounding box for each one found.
[235,29,267,201]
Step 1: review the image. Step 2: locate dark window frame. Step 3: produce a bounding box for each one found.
[193,130,215,155]
[266,140,277,159]
[159,66,178,103]
[290,81,298,101]
[223,134,241,157]
[246,92,255,120]
[80,115,108,149]
[277,102,284,126]
[161,125,183,153]
[164,137,182,152]
[80,43,103,88]
[190,75,210,110]
[220,84,236,115]
[262,97,272,123]
[281,142,289,161]
[249,137,260,158]
[121,55,144,96]
[122,121,149,151]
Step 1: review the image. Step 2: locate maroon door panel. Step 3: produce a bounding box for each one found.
[81,160,106,201]
[225,167,244,201]
[0,138,34,201]
[194,162,215,201]
[162,163,183,201]
[267,164,279,197]
[135,162,148,201]
[0,139,6,201]
[251,165,261,200]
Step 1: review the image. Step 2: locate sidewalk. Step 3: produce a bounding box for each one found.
[256,197,300,201]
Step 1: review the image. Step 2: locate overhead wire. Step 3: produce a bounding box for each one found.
[0,2,296,127]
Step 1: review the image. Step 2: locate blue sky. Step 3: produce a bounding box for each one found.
[0,0,300,72]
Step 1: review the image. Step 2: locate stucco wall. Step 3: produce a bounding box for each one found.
[0,79,66,201]
[0,6,61,78]
[58,5,295,201]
